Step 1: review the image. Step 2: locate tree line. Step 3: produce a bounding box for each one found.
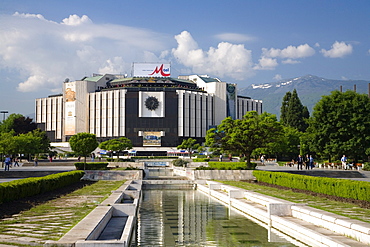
[1,89,369,165]
[204,89,370,164]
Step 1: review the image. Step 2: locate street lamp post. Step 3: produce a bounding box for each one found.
[0,111,8,121]
[0,111,8,168]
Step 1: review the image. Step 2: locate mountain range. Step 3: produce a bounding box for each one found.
[238,75,370,119]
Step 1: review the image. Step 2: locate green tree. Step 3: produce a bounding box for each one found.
[0,114,36,135]
[307,90,370,162]
[14,129,50,157]
[280,91,291,125]
[99,137,133,158]
[177,138,200,158]
[69,133,98,167]
[280,89,309,132]
[206,111,283,165]
[257,125,301,160]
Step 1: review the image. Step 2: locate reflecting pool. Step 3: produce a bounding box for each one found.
[131,190,301,246]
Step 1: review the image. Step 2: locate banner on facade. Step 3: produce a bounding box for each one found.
[64,82,76,136]
[143,131,161,146]
[133,63,170,77]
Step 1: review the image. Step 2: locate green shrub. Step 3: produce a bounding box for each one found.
[208,162,253,170]
[363,162,370,171]
[253,170,370,202]
[246,162,257,170]
[0,171,84,203]
[74,162,109,170]
[193,158,210,162]
[172,159,189,167]
[195,166,215,170]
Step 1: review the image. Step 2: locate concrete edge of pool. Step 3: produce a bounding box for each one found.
[45,172,370,247]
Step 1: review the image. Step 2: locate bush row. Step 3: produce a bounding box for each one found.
[0,170,85,203]
[192,158,210,162]
[74,162,109,170]
[208,162,257,170]
[253,170,370,202]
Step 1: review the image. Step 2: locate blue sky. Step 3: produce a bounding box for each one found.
[1,0,369,116]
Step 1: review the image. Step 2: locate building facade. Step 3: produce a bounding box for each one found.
[36,70,262,154]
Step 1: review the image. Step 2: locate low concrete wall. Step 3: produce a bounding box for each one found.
[45,180,142,247]
[173,167,255,180]
[107,162,144,169]
[81,170,143,181]
[197,180,370,246]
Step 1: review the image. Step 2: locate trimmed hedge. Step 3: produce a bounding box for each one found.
[74,162,109,170]
[192,158,210,162]
[253,170,370,202]
[0,170,84,203]
[208,162,257,170]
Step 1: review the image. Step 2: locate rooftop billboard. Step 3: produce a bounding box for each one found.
[133,63,170,77]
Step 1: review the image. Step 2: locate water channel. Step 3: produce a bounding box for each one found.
[130,189,303,246]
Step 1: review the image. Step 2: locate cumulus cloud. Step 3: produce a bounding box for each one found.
[0,13,170,92]
[320,41,353,58]
[282,59,301,64]
[262,44,315,59]
[254,44,315,70]
[214,33,255,43]
[172,31,255,80]
[62,14,92,26]
[253,56,278,70]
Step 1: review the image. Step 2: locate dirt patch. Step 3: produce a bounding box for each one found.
[0,180,95,219]
[254,181,370,209]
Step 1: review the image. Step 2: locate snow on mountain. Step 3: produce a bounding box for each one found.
[238,75,370,118]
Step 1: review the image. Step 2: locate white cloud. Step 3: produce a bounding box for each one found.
[320,41,353,58]
[0,13,170,92]
[214,33,255,43]
[262,44,315,59]
[62,14,92,26]
[273,74,282,81]
[172,31,255,80]
[253,56,278,70]
[282,59,301,64]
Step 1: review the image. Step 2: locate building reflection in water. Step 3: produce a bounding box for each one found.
[132,189,300,246]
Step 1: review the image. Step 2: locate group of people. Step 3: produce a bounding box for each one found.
[4,156,21,171]
[296,154,314,170]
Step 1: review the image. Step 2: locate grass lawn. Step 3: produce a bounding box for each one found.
[0,180,126,243]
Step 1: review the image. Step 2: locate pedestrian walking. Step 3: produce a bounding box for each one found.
[297,154,304,170]
[34,156,38,167]
[305,154,310,169]
[309,155,314,169]
[13,157,20,167]
[341,155,347,170]
[4,156,11,171]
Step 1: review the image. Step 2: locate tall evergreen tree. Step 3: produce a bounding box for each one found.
[280,91,291,126]
[280,89,309,132]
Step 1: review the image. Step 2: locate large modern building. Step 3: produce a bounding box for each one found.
[35,63,262,155]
